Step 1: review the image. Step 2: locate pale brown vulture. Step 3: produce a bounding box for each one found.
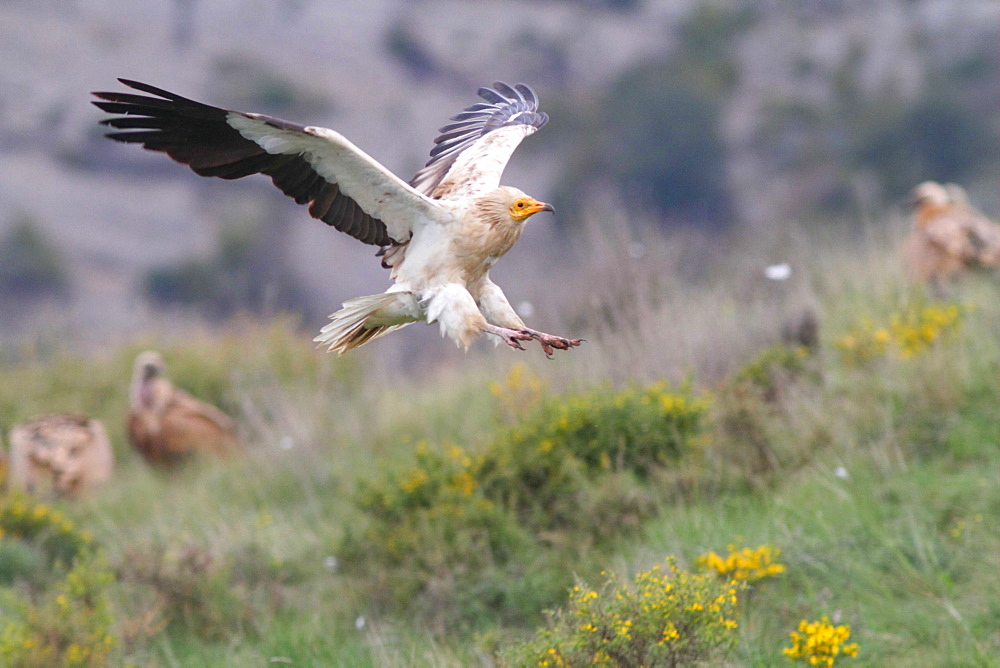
[92,80,581,356]
[904,181,1000,287]
[127,351,242,467]
[8,413,114,497]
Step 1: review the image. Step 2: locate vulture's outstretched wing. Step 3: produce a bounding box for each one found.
[410,82,549,200]
[92,79,440,246]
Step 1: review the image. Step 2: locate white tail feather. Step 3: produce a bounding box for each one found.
[314,292,421,355]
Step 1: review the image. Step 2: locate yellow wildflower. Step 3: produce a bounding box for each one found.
[697,544,785,583]
[451,470,477,496]
[783,616,859,666]
[399,468,429,493]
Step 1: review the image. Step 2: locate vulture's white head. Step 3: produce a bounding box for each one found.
[480,186,554,226]
[134,350,167,381]
[911,181,950,208]
[909,181,954,228]
[130,351,168,408]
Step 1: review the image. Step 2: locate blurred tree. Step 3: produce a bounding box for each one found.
[142,218,311,321]
[853,88,999,200]
[604,65,733,227]
[580,0,642,11]
[551,6,756,229]
[211,56,331,117]
[0,217,70,301]
[747,40,999,215]
[144,261,215,309]
[385,23,438,80]
[172,0,196,51]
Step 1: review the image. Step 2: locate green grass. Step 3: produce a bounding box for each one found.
[1,220,998,666]
[637,452,1000,665]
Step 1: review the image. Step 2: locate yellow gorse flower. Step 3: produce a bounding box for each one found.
[835,302,963,365]
[697,544,786,583]
[783,615,859,666]
[491,362,548,421]
[450,470,477,497]
[399,468,429,493]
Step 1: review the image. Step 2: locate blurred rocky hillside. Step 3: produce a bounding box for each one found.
[0,0,996,345]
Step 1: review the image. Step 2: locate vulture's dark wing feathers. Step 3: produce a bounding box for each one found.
[93,79,396,246]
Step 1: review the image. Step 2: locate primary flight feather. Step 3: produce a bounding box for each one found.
[92,79,581,356]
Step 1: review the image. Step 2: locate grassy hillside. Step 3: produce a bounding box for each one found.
[0,217,997,666]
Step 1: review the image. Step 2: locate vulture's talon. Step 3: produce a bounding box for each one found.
[518,328,584,353]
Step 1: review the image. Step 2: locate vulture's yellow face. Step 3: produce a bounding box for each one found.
[509,196,554,221]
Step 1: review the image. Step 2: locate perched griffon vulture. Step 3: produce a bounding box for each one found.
[8,414,114,497]
[127,351,242,467]
[92,80,582,356]
[904,181,1000,287]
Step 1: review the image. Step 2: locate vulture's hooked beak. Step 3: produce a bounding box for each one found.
[512,198,555,221]
[531,201,555,215]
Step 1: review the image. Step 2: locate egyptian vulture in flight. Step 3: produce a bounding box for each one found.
[92,79,582,356]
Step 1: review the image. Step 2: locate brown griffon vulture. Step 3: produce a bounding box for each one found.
[904,181,1000,287]
[92,80,582,357]
[8,413,114,497]
[127,351,242,467]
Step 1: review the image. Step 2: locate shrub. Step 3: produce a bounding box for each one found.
[734,344,815,403]
[116,541,287,642]
[354,443,485,522]
[341,443,546,626]
[501,557,744,667]
[0,496,115,666]
[0,495,93,574]
[0,540,49,590]
[782,616,859,666]
[712,344,828,483]
[887,303,963,359]
[0,552,116,667]
[485,382,709,482]
[342,382,710,628]
[835,302,962,366]
[489,363,548,424]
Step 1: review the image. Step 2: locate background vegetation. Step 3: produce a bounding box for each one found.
[0,217,69,303]
[0,213,997,665]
